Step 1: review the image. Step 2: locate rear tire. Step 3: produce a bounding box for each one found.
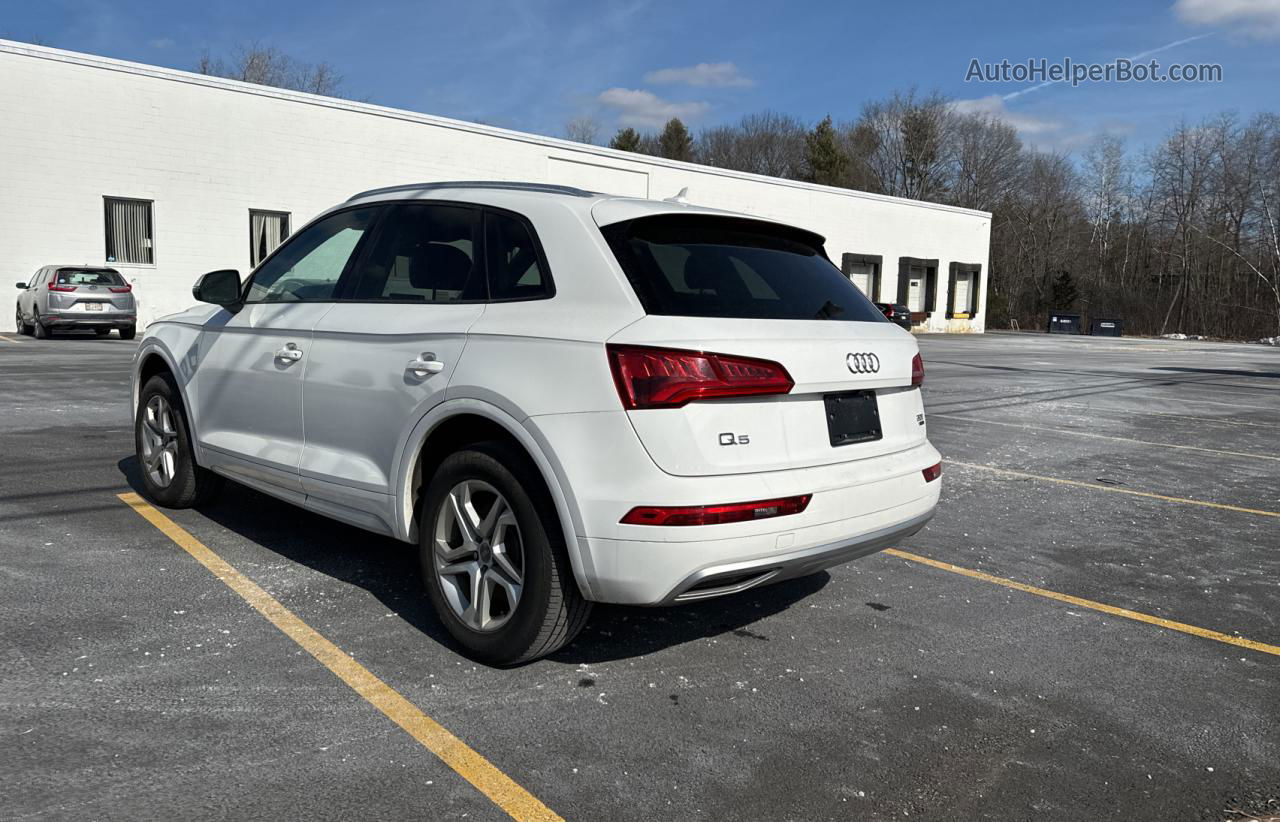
[419,441,590,666]
[134,373,223,508]
[32,316,48,339]
[119,325,136,340]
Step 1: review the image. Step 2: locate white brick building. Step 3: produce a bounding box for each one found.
[0,40,991,329]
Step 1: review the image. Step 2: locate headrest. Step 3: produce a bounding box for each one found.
[410,244,472,292]
[683,253,729,292]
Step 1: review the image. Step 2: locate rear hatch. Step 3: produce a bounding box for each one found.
[600,211,925,477]
[49,268,135,312]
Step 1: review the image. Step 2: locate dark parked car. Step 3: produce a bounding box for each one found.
[876,302,913,331]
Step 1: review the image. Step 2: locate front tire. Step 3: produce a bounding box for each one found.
[419,441,590,666]
[15,308,30,335]
[134,373,222,508]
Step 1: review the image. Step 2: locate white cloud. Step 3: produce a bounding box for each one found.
[596,88,709,129]
[952,95,1065,136]
[1174,0,1280,38]
[643,62,752,87]
[148,37,175,49]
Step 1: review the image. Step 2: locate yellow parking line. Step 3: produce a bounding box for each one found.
[949,461,1280,518]
[884,548,1280,658]
[934,413,1280,462]
[117,493,562,822]
[0,334,18,343]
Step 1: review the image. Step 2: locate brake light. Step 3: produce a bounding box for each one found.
[911,353,924,387]
[48,282,77,292]
[922,462,942,482]
[607,344,793,409]
[110,284,132,293]
[883,306,895,317]
[621,494,812,526]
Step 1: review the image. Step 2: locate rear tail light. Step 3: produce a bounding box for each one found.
[922,462,942,482]
[48,282,77,292]
[110,285,133,293]
[606,344,793,409]
[621,494,812,526]
[911,353,924,387]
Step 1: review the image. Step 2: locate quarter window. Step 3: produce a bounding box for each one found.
[104,197,155,265]
[245,208,375,303]
[250,210,292,268]
[345,204,483,302]
[486,211,551,300]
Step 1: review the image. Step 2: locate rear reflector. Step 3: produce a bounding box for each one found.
[621,494,812,526]
[109,285,132,293]
[607,344,793,410]
[48,283,77,292]
[922,461,942,482]
[911,353,925,387]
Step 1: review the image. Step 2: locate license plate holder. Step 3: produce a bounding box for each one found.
[84,302,103,311]
[824,391,882,447]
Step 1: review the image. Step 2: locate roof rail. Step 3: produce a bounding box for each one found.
[347,180,596,202]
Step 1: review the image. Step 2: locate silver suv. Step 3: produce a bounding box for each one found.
[15,266,137,339]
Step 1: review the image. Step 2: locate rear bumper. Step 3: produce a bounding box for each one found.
[659,507,933,604]
[529,409,941,605]
[43,311,135,327]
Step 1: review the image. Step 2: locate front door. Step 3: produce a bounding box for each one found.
[300,203,487,505]
[194,206,377,494]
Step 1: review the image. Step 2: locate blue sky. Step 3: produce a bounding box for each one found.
[4,0,1279,155]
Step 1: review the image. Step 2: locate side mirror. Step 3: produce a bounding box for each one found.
[15,282,27,289]
[192,269,242,308]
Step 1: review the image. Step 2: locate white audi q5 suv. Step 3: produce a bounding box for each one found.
[132,181,941,665]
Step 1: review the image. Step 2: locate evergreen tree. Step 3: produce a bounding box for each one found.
[804,115,849,186]
[609,127,643,152]
[658,118,694,162]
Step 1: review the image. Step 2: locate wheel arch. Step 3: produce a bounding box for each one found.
[133,343,200,446]
[396,399,595,600]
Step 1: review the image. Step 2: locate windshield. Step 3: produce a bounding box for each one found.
[56,269,125,286]
[601,215,886,322]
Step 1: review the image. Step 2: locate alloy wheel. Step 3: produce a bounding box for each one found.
[140,395,179,488]
[433,479,525,632]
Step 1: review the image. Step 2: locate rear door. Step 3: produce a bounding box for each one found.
[194,206,377,493]
[300,202,486,500]
[600,213,925,477]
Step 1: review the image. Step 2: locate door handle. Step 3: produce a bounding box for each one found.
[275,343,303,362]
[406,353,445,378]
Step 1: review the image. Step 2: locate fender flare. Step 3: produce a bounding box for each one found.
[393,397,597,600]
[132,340,197,435]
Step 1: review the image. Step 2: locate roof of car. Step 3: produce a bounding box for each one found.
[342,180,807,235]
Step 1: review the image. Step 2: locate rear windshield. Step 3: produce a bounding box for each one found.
[601,215,886,322]
[56,269,124,286]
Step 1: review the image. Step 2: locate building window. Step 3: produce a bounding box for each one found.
[250,210,291,269]
[947,263,982,319]
[104,197,154,265]
[897,257,938,315]
[841,253,882,301]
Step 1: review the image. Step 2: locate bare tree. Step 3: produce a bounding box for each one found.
[197,43,346,97]
[564,116,600,145]
[856,89,956,201]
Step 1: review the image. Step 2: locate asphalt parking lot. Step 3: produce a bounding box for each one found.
[2,328,1277,821]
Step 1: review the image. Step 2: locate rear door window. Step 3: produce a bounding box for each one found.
[601,215,886,322]
[55,269,125,286]
[485,211,552,301]
[344,204,484,303]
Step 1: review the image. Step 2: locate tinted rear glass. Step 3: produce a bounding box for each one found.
[57,269,124,286]
[601,215,886,322]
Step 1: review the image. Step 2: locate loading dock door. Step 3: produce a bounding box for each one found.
[906,267,926,312]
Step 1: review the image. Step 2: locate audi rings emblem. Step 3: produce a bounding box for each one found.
[846,352,880,374]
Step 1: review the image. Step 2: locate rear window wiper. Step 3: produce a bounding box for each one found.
[814,300,844,320]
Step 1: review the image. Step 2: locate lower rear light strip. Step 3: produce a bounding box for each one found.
[620,494,812,527]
